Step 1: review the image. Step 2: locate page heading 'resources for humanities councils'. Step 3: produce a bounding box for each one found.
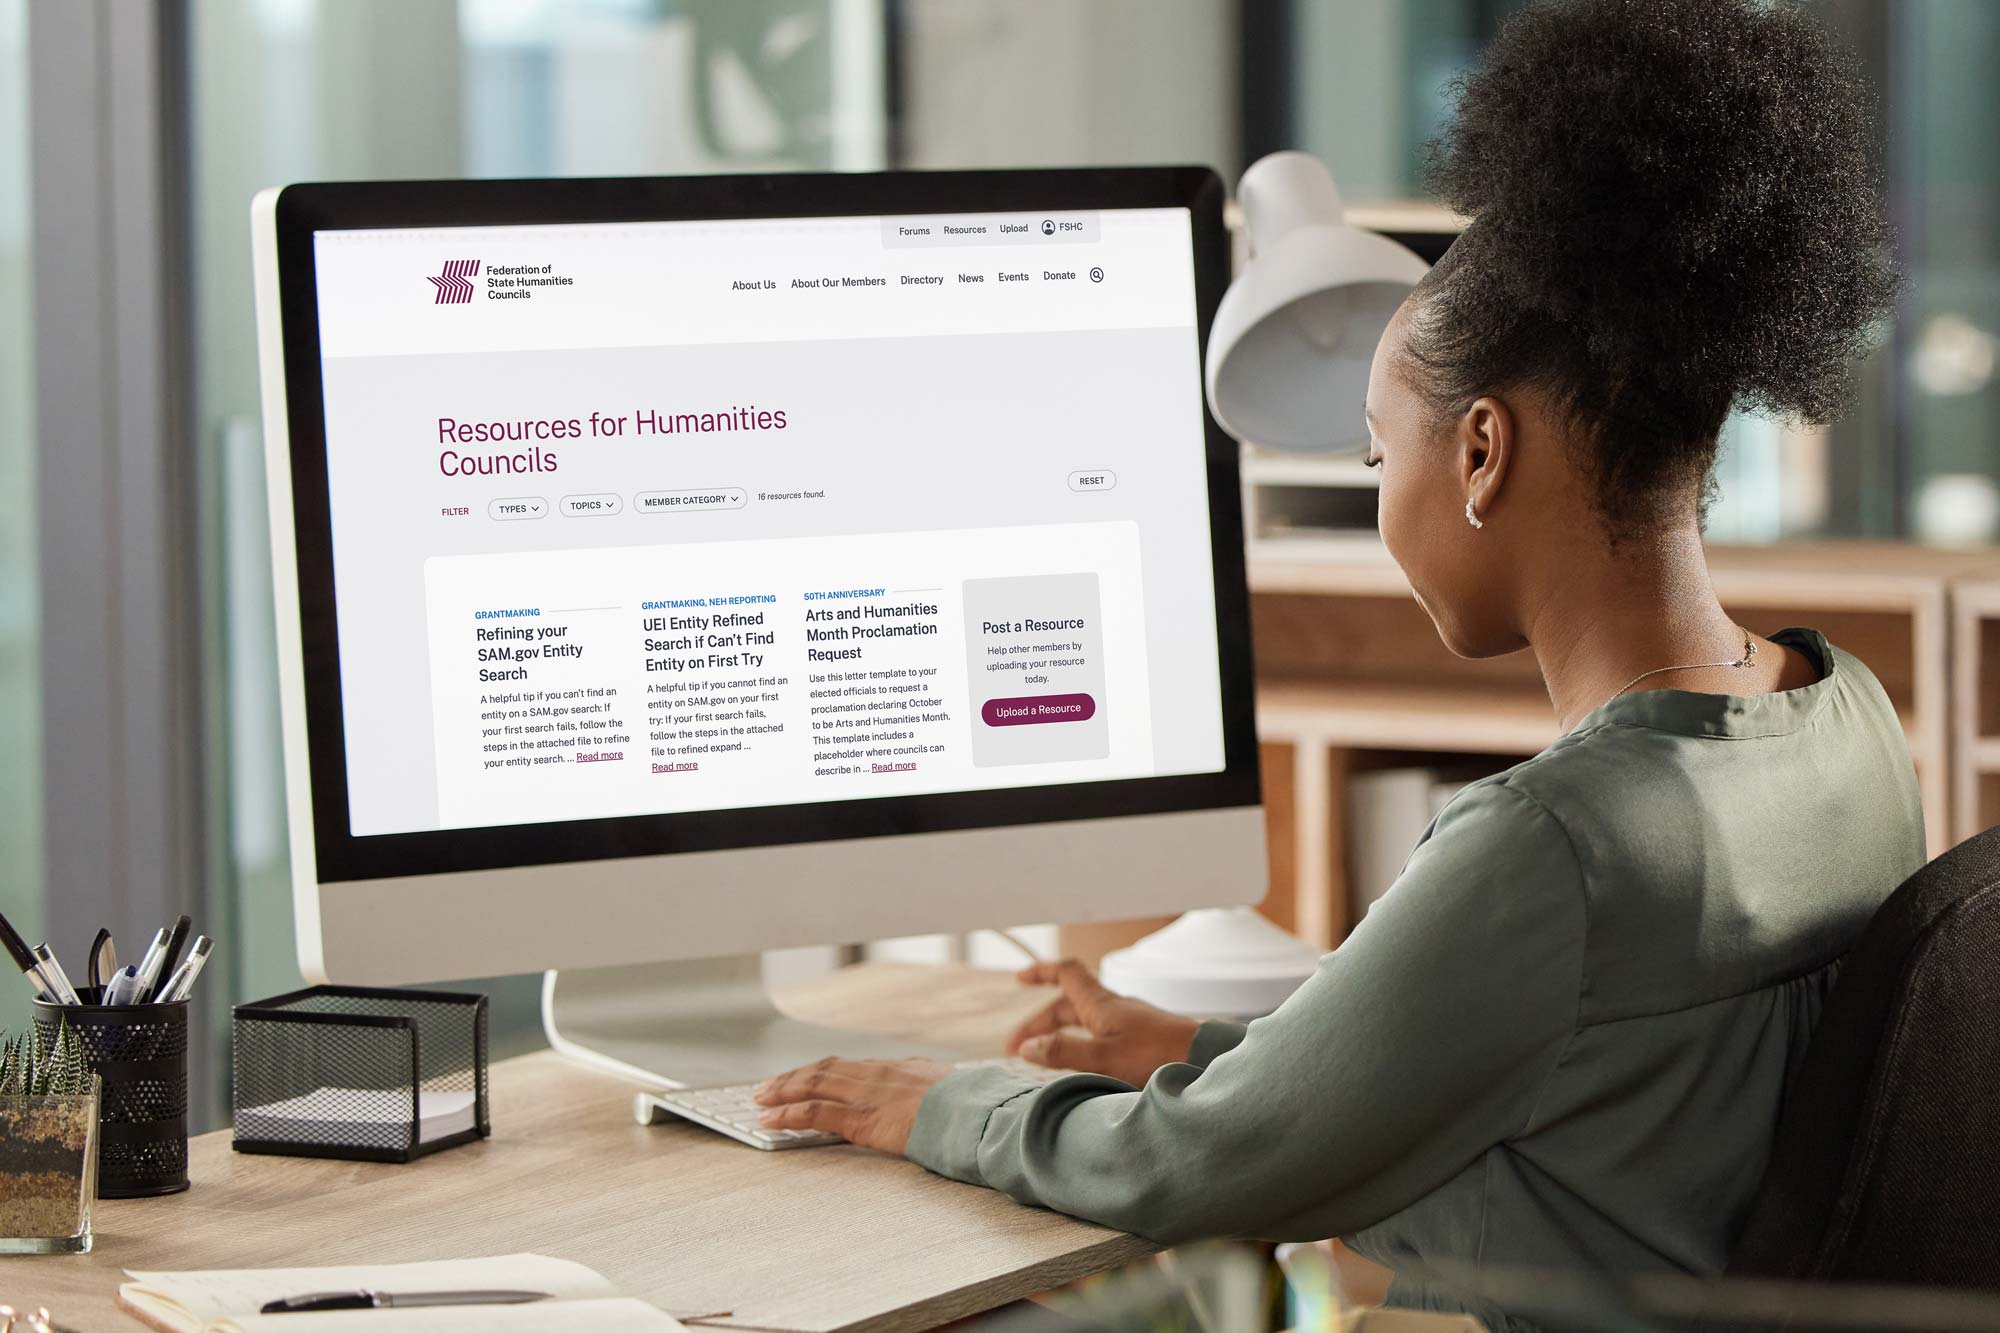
[312,207,1226,836]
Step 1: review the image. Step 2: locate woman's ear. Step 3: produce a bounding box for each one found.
[1458,395,1514,524]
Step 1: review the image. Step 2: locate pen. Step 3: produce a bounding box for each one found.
[156,936,212,1003]
[103,965,142,1007]
[30,945,81,1007]
[258,1290,552,1314]
[153,915,192,999]
[131,928,169,1003]
[0,911,50,1001]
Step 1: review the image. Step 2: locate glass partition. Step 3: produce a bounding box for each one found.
[1881,0,2000,546]
[0,0,43,949]
[188,0,890,1107]
[1283,0,2000,545]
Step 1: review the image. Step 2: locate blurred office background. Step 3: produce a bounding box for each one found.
[3,0,1997,1127]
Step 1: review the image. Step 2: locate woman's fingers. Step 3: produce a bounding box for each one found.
[1015,958,1097,993]
[1051,961,1111,1016]
[1003,994,1081,1054]
[751,1057,948,1156]
[756,1098,859,1138]
[1016,1030,1114,1077]
[753,1057,871,1107]
[1016,959,1108,1013]
[1009,960,1119,1058]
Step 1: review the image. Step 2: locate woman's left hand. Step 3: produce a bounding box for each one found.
[752,1056,953,1155]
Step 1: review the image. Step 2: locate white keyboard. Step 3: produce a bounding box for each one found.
[634,1057,1071,1150]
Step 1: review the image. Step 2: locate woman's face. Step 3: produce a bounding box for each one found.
[1364,301,1520,658]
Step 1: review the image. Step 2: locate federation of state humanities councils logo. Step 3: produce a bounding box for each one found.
[428,259,481,304]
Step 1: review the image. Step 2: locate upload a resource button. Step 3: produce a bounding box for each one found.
[981,693,1098,727]
[488,496,548,521]
[560,493,623,517]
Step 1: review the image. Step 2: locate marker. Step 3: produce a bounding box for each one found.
[31,944,82,1006]
[154,915,192,999]
[104,965,142,1006]
[0,911,50,1001]
[157,936,212,1004]
[131,928,170,1003]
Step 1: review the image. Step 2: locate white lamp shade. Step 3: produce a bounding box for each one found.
[1205,152,1432,452]
[1099,906,1323,1020]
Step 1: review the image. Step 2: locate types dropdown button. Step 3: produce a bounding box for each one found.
[488,496,549,521]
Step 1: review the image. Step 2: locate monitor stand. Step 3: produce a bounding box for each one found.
[541,956,964,1090]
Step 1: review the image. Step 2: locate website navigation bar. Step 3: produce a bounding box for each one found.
[732,262,1107,298]
[313,208,1192,360]
[878,211,1101,248]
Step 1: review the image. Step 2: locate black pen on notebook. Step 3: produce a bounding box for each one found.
[259,1290,552,1314]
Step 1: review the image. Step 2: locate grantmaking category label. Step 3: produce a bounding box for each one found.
[421,521,1153,831]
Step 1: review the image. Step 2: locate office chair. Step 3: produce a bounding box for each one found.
[1728,824,2000,1286]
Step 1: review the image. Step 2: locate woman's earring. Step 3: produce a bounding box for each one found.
[1465,498,1483,530]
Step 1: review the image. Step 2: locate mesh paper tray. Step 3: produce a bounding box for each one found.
[232,986,489,1163]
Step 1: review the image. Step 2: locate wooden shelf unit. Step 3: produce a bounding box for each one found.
[1952,575,2000,843]
[1246,538,1997,952]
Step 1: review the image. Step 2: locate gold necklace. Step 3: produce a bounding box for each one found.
[1608,630,1758,704]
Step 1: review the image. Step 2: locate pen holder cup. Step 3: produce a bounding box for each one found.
[231,986,489,1163]
[31,994,190,1198]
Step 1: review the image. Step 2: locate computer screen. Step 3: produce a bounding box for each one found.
[266,171,1257,895]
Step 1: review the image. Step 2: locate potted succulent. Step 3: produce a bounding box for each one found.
[0,1019,100,1254]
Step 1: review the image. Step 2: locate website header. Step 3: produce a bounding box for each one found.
[313,207,1194,360]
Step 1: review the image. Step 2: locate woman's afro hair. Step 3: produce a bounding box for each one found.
[1402,0,1897,540]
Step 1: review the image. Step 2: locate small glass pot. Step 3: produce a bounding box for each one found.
[0,1075,101,1254]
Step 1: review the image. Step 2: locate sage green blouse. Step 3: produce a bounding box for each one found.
[907,629,1924,1330]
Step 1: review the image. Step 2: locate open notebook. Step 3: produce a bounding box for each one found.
[118,1254,686,1333]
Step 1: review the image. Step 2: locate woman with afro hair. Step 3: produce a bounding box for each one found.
[756,1,1917,1324]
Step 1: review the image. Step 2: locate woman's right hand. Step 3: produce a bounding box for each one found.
[1005,959,1201,1088]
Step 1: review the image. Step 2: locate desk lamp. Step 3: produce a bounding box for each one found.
[1099,152,1432,1019]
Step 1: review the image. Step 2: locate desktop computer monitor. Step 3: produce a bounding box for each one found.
[252,168,1264,1082]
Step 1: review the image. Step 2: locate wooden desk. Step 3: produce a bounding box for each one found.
[9,964,1154,1332]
